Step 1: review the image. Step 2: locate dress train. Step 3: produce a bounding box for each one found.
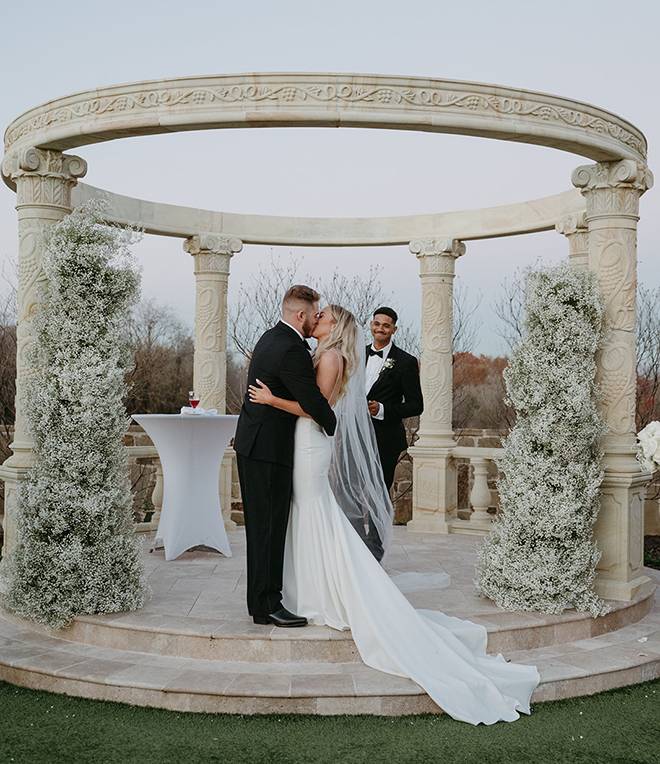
[282,417,540,725]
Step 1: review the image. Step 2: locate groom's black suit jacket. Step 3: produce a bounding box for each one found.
[234,322,336,466]
[367,343,423,488]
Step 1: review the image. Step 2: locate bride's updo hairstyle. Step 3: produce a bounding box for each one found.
[313,304,359,400]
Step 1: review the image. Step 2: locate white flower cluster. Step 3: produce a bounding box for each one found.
[636,421,660,473]
[474,261,610,617]
[0,200,150,629]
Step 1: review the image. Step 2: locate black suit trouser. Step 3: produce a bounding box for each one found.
[236,453,293,616]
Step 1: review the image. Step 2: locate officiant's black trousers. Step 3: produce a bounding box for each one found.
[237,454,293,617]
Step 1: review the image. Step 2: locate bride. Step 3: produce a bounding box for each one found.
[248,304,540,725]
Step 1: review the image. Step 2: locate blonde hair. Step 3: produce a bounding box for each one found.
[312,305,359,400]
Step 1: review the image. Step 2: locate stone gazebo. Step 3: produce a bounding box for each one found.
[0,73,653,603]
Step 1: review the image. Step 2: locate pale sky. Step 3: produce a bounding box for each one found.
[1,0,658,354]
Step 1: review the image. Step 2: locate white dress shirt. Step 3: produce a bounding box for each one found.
[281,319,305,342]
[365,341,391,421]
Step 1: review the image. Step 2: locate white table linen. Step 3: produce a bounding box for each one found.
[132,414,238,561]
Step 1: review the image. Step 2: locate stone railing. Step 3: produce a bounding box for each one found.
[451,445,504,535]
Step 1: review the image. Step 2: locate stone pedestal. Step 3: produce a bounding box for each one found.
[184,233,242,531]
[407,238,464,533]
[0,148,87,556]
[572,159,655,601]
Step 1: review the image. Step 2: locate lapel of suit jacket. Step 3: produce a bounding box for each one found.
[368,343,398,396]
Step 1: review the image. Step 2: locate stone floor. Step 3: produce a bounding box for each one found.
[1,528,659,715]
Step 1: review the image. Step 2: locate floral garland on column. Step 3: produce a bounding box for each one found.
[475,261,609,617]
[0,200,149,629]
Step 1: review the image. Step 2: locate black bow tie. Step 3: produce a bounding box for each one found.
[368,348,383,358]
[302,339,311,350]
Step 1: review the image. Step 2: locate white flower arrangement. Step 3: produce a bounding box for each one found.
[0,200,150,629]
[381,357,395,372]
[474,261,610,617]
[636,421,660,472]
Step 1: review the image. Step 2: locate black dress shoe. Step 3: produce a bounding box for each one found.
[253,608,308,627]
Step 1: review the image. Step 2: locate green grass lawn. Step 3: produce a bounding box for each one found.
[1,678,659,764]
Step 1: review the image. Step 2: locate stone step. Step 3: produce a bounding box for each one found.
[1,588,652,665]
[2,601,660,715]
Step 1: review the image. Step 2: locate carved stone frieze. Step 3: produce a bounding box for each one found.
[4,75,647,166]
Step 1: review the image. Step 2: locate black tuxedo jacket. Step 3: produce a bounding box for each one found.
[367,343,423,457]
[234,322,336,467]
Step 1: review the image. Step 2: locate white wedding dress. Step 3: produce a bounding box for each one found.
[282,417,540,725]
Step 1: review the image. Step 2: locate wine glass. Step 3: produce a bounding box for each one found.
[188,390,200,409]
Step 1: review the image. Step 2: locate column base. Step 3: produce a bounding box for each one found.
[407,445,456,536]
[594,575,655,602]
[0,462,30,557]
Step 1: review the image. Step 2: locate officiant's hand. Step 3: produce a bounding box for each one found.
[249,379,275,406]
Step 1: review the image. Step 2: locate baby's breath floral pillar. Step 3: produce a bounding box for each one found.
[407,237,465,533]
[0,148,87,556]
[572,159,654,601]
[184,233,242,530]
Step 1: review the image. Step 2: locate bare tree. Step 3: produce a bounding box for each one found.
[492,269,525,352]
[637,285,660,430]
[123,298,194,415]
[0,259,17,464]
[453,280,482,355]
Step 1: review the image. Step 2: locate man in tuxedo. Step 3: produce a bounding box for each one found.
[365,307,423,558]
[234,285,336,627]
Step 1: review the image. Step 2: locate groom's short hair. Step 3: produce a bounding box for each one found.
[373,306,398,325]
[282,285,320,313]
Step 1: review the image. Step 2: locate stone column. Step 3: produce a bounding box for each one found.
[555,211,589,269]
[572,159,654,601]
[407,237,465,533]
[184,233,242,530]
[0,148,87,555]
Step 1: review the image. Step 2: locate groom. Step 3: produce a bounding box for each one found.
[365,307,423,557]
[234,285,336,627]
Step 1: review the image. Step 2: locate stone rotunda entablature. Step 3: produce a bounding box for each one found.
[0,73,654,602]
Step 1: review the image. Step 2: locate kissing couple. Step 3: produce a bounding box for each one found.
[234,285,539,725]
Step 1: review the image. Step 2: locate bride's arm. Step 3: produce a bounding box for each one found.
[248,351,343,413]
[248,380,308,417]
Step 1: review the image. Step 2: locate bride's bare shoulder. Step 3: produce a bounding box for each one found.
[317,349,343,370]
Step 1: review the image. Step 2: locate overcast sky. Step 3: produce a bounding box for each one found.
[1,0,658,354]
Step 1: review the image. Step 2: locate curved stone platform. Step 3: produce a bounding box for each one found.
[1,530,659,715]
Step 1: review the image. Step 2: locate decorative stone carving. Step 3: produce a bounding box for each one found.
[572,158,654,601]
[572,159,653,445]
[409,238,465,446]
[185,234,242,413]
[555,211,588,268]
[407,238,464,535]
[4,75,646,168]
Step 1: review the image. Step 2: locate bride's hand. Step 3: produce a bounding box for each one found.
[248,379,275,406]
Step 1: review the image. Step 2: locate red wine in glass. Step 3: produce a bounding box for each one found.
[189,391,200,409]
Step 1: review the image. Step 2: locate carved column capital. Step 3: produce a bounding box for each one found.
[2,148,87,208]
[409,238,465,276]
[571,159,653,221]
[556,211,589,268]
[184,234,243,275]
